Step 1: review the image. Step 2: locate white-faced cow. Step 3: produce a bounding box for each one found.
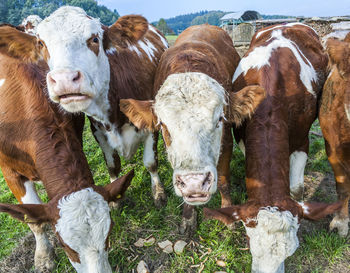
[119,24,266,232]
[319,33,350,237]
[0,6,168,207]
[0,31,134,272]
[21,15,42,35]
[204,23,341,273]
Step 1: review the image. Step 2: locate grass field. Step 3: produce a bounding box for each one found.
[0,119,349,273]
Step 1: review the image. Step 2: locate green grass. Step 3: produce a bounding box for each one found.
[165,35,178,46]
[0,119,349,272]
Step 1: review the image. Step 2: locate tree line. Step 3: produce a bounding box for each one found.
[0,0,119,26]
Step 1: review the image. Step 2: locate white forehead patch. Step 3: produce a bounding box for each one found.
[37,6,103,48]
[245,207,299,273]
[233,28,317,96]
[55,188,111,257]
[154,72,226,169]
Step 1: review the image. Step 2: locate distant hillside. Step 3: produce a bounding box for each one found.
[154,11,294,34]
[190,11,228,27]
[153,11,210,34]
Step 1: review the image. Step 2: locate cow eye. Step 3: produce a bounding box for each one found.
[93,37,99,43]
[216,116,224,128]
[38,40,44,47]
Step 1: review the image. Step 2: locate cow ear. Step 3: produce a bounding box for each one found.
[0,25,41,62]
[120,99,159,131]
[0,203,53,224]
[203,207,242,225]
[327,38,350,75]
[228,85,266,126]
[299,201,342,221]
[105,15,148,48]
[104,170,134,203]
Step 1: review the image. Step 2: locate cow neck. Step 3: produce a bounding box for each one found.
[106,48,153,128]
[244,96,290,204]
[25,63,94,200]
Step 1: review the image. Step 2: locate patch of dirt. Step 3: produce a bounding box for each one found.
[0,228,57,273]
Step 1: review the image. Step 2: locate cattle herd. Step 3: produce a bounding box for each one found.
[0,5,349,273]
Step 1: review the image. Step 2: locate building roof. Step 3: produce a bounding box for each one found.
[220,10,261,22]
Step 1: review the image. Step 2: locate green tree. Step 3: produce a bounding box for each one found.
[157,18,174,35]
[0,0,119,26]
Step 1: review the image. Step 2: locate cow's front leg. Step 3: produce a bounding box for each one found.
[90,121,121,181]
[217,123,233,208]
[179,204,197,236]
[3,170,55,272]
[143,132,167,207]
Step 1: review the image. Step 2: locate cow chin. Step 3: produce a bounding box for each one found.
[59,96,92,113]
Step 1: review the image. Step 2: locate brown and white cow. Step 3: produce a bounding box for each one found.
[0,6,168,207]
[204,23,341,273]
[319,33,350,237]
[119,25,265,231]
[0,39,134,272]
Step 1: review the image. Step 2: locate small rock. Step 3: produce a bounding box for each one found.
[214,271,227,273]
[163,244,173,253]
[134,238,146,247]
[137,260,150,273]
[216,260,226,267]
[174,240,187,254]
[144,236,155,246]
[158,240,173,249]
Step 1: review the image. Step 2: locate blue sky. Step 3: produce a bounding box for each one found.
[98,0,350,22]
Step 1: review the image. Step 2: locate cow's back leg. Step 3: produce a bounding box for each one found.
[217,123,233,207]
[143,132,167,207]
[2,168,55,272]
[289,141,309,201]
[327,141,350,237]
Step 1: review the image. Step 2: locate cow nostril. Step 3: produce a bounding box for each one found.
[176,176,186,189]
[202,172,212,190]
[48,74,56,85]
[73,71,81,82]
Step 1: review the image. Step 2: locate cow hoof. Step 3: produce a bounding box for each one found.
[34,251,56,273]
[109,201,121,209]
[179,210,197,236]
[221,199,233,208]
[152,186,167,208]
[330,216,349,237]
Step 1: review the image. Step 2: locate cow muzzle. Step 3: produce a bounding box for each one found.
[47,69,92,111]
[174,172,215,205]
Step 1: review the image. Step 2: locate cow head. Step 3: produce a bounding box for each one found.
[0,6,149,118]
[327,37,350,78]
[0,170,134,273]
[20,15,42,35]
[120,72,265,205]
[204,200,342,273]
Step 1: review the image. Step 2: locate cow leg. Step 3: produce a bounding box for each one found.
[289,150,308,201]
[179,204,197,236]
[90,121,121,181]
[217,123,233,207]
[143,132,167,207]
[326,141,350,237]
[2,169,55,272]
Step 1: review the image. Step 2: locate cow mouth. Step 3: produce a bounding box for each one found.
[58,93,90,104]
[184,193,211,204]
